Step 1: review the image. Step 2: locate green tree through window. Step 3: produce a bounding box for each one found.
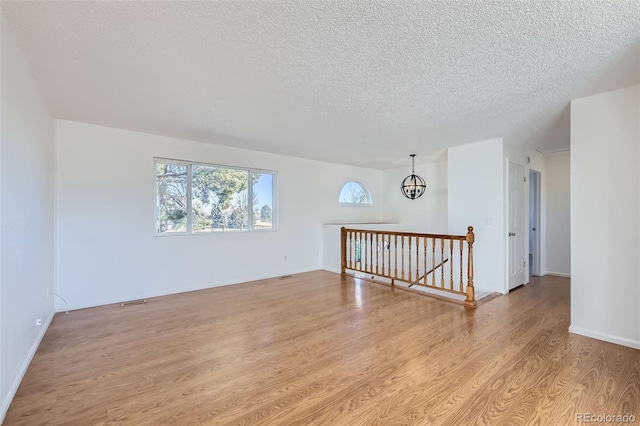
[156,159,276,234]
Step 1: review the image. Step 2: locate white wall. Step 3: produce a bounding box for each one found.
[0,15,55,421]
[382,159,448,234]
[448,138,506,294]
[570,85,640,349]
[545,152,570,277]
[55,120,384,310]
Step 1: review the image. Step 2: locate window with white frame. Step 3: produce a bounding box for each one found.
[155,159,276,234]
[338,181,372,205]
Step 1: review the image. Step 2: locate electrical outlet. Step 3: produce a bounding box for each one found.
[35,318,42,326]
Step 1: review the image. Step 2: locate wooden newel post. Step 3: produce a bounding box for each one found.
[464,226,478,309]
[340,227,347,275]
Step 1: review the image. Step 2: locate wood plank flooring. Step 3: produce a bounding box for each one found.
[5,271,639,425]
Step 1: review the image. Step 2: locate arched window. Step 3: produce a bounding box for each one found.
[338,181,372,205]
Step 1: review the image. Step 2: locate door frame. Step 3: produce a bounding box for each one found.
[529,169,542,277]
[507,161,526,291]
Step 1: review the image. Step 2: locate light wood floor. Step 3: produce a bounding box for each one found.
[5,271,639,425]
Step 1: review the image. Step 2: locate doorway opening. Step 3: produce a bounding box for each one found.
[529,169,541,277]
[508,162,526,291]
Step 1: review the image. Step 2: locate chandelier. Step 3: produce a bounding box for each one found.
[401,154,426,200]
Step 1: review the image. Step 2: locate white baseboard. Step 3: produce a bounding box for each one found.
[544,271,571,278]
[0,310,55,424]
[337,270,494,302]
[569,325,640,350]
[57,268,318,312]
[475,290,494,300]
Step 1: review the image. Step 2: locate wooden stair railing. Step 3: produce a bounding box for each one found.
[341,226,477,309]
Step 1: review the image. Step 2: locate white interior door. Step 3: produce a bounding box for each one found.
[529,170,541,277]
[508,162,525,290]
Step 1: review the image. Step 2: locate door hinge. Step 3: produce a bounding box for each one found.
[524,176,527,182]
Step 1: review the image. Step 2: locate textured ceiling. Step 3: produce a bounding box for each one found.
[2,1,639,169]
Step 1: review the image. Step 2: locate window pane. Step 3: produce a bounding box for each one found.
[253,172,274,230]
[156,162,188,233]
[338,181,371,204]
[192,165,249,232]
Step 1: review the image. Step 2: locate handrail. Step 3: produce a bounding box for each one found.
[341,226,477,308]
